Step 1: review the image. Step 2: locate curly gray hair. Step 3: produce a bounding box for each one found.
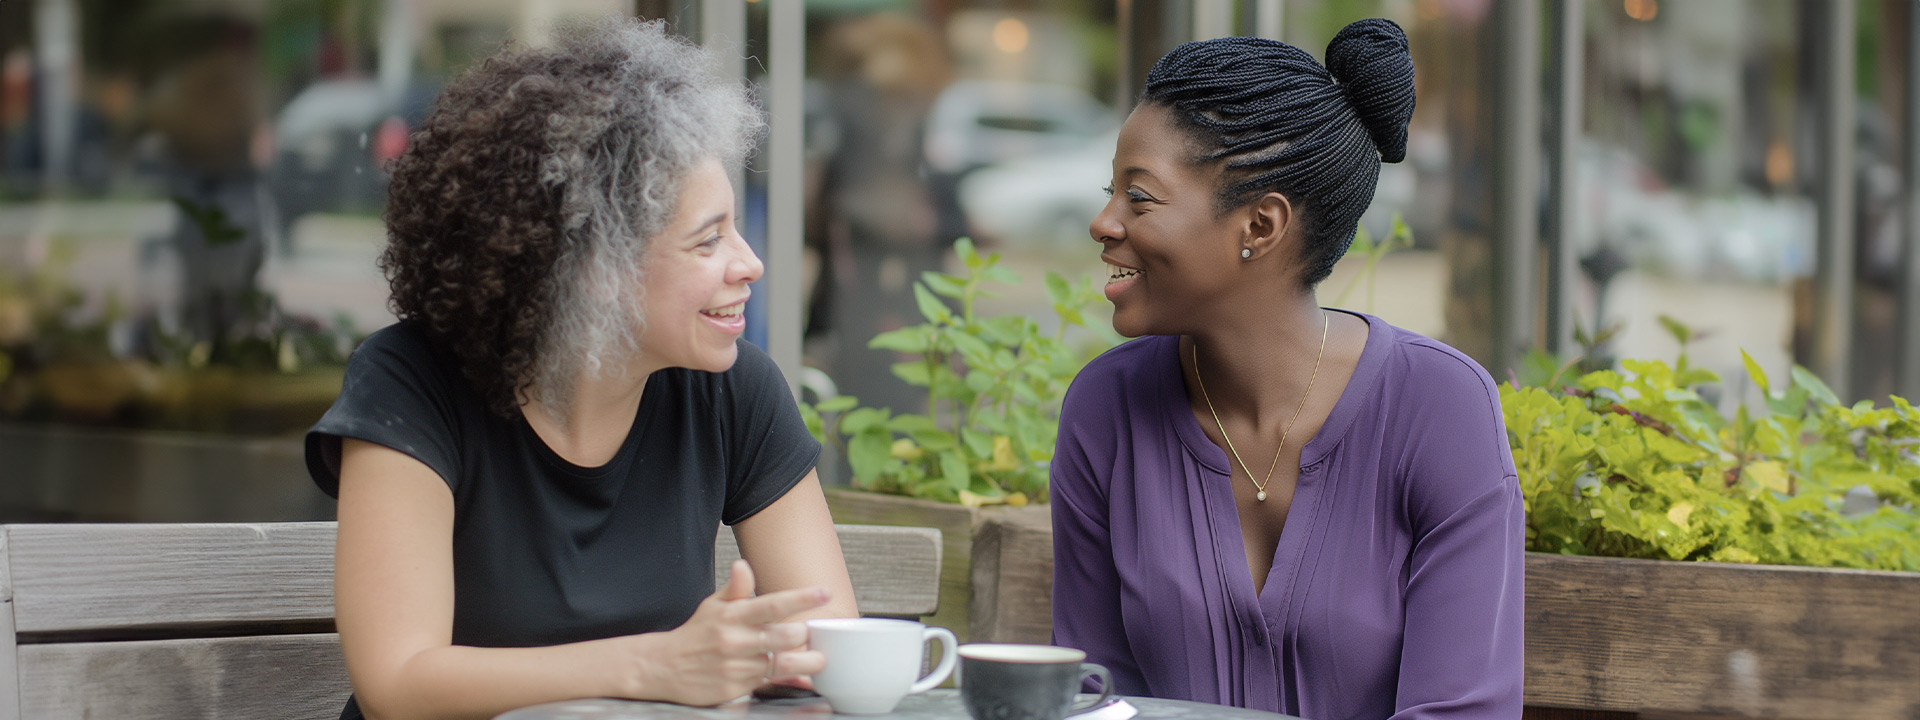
[381,17,764,420]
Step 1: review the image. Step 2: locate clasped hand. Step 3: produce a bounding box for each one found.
[629,559,832,706]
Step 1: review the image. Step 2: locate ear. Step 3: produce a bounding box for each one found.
[1240,192,1293,261]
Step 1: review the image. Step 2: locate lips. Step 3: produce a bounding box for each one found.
[1102,261,1143,301]
[700,299,747,335]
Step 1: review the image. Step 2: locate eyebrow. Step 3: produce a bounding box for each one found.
[685,212,727,239]
[1118,166,1159,181]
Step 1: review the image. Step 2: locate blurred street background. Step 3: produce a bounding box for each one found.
[1,0,1916,523]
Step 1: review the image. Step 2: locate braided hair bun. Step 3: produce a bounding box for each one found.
[1139,18,1415,288]
[1326,18,1416,163]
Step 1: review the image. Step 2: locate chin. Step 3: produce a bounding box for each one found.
[1109,311,1153,339]
[696,344,741,373]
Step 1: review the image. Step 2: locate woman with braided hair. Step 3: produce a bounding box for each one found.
[1050,20,1523,718]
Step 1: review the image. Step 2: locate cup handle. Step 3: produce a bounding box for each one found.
[907,627,958,695]
[1066,663,1114,715]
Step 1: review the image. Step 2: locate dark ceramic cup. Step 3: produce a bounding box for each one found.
[957,644,1114,720]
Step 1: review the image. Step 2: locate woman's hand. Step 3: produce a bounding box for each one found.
[622,559,832,706]
[337,437,844,717]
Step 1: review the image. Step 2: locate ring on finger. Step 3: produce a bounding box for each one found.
[764,649,777,684]
[759,629,774,683]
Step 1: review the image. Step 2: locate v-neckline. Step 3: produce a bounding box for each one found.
[1164,310,1387,611]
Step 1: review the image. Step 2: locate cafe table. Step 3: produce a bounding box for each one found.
[496,689,1298,719]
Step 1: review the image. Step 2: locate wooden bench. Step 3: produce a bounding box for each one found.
[970,514,1920,720]
[0,522,942,720]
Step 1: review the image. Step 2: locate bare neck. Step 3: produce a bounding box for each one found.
[1186,296,1330,426]
[520,358,659,467]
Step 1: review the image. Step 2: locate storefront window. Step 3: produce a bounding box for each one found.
[0,0,1909,519]
[1573,0,1813,395]
[796,2,1122,432]
[0,0,632,521]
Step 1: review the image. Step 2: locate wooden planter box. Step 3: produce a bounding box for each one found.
[1524,553,1920,719]
[968,513,1920,719]
[823,486,1049,644]
[969,506,1055,645]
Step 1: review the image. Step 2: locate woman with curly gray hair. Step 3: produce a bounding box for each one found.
[305,19,857,719]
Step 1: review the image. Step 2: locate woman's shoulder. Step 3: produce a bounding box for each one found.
[1067,335,1178,398]
[342,322,453,379]
[308,322,478,498]
[1057,336,1182,445]
[350,321,441,362]
[1364,317,1502,407]
[1350,315,1518,491]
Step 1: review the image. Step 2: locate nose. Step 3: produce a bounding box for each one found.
[729,226,764,285]
[1090,197,1125,245]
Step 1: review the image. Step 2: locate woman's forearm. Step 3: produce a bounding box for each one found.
[353,572,833,720]
[354,633,665,720]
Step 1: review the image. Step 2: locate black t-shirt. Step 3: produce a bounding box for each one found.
[307,323,819,719]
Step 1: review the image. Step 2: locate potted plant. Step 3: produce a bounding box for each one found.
[1503,318,1920,717]
[803,238,1116,641]
[1505,317,1919,570]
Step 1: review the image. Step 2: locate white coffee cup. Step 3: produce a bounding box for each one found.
[805,618,957,715]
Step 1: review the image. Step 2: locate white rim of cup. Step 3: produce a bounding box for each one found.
[957,644,1087,663]
[805,618,924,632]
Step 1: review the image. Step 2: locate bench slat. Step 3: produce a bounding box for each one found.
[18,633,350,720]
[2,529,18,720]
[3,523,337,634]
[717,524,942,617]
[3,522,940,634]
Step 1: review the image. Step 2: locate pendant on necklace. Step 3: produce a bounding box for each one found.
[1256,490,1268,501]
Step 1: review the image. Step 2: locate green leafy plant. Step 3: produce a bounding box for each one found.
[1507,318,1920,571]
[173,196,247,248]
[801,239,1116,506]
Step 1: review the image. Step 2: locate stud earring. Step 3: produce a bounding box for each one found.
[1241,248,1252,259]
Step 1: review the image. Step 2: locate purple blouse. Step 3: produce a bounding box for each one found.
[1050,312,1524,720]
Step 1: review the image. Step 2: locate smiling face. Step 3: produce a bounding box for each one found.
[1092,103,1270,338]
[635,156,763,373]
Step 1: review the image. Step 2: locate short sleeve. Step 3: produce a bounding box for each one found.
[305,324,466,498]
[718,340,822,525]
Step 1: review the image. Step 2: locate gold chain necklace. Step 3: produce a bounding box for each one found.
[1193,311,1329,502]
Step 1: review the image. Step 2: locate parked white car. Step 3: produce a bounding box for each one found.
[957,130,1114,249]
[925,81,1117,175]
